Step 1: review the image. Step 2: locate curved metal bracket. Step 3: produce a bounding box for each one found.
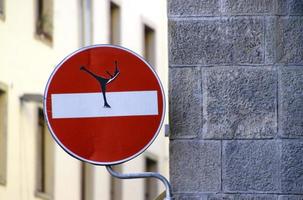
[106,165,173,200]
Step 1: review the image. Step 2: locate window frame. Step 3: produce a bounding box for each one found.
[144,155,159,200]
[142,23,156,69]
[0,0,5,21]
[35,107,54,200]
[35,0,53,44]
[109,1,121,45]
[81,163,94,200]
[0,82,8,186]
[79,0,93,46]
[110,165,123,200]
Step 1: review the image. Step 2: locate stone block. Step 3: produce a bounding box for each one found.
[170,140,221,193]
[169,19,233,66]
[281,140,303,193]
[169,67,202,139]
[174,194,203,200]
[265,17,303,65]
[265,17,276,64]
[223,140,279,192]
[277,17,303,65]
[276,0,288,15]
[233,195,277,200]
[202,194,233,200]
[231,17,265,64]
[221,0,275,15]
[202,67,277,139]
[279,66,303,138]
[204,194,277,200]
[279,196,303,200]
[288,0,303,15]
[168,0,220,17]
[169,17,264,66]
[278,0,303,15]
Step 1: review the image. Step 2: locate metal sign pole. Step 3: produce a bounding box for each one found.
[106,165,173,200]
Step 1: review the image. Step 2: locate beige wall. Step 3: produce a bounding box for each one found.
[0,0,168,199]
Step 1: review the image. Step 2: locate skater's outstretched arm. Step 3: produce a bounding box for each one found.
[80,66,104,81]
[107,61,120,84]
[106,71,113,78]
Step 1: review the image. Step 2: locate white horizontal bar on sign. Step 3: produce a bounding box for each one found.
[51,91,158,119]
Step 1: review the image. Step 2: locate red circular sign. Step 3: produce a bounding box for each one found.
[44,45,165,165]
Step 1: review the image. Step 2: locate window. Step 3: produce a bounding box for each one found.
[0,0,4,19]
[110,165,122,200]
[81,163,94,200]
[36,0,53,41]
[36,108,54,199]
[145,158,158,200]
[0,84,7,185]
[143,25,156,68]
[109,2,121,45]
[79,0,92,46]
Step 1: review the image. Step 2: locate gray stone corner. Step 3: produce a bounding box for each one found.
[169,67,203,139]
[168,0,221,17]
[170,140,221,193]
[172,193,204,200]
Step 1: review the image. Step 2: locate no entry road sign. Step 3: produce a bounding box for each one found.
[44,45,165,165]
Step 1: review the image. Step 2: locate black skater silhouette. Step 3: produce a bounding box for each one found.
[80,61,120,108]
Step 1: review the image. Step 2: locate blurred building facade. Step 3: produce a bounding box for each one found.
[0,0,169,199]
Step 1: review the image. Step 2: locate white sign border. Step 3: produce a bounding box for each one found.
[43,44,166,166]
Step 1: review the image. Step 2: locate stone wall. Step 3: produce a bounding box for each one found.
[168,0,303,199]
